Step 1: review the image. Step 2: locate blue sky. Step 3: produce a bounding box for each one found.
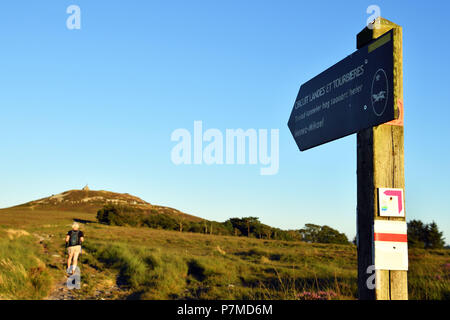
[0,1,449,242]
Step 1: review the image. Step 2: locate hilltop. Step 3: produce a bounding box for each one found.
[13,188,203,222]
[8,187,351,242]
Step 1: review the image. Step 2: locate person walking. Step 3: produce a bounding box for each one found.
[65,222,84,275]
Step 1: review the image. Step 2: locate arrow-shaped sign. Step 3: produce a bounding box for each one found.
[378,188,404,217]
[383,189,403,214]
[288,30,396,151]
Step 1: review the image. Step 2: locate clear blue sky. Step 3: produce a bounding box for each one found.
[1,1,449,242]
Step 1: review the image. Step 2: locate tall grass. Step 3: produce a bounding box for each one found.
[0,209,448,300]
[80,237,358,300]
[0,232,52,299]
[408,248,450,300]
[83,241,188,299]
[80,229,449,300]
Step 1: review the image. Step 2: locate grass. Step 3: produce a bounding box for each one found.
[408,248,450,299]
[0,227,52,299]
[0,207,448,300]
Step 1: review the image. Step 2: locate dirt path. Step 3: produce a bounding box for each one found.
[35,232,128,300]
[34,233,78,300]
[45,275,78,300]
[45,269,125,300]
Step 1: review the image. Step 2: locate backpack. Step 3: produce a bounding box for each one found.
[69,230,80,246]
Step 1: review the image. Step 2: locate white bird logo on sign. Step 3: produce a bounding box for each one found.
[372,91,386,102]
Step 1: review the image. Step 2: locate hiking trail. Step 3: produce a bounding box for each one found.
[35,232,126,300]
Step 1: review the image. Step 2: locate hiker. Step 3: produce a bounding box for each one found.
[65,222,84,275]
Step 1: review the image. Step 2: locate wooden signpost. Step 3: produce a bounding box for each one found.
[288,17,407,300]
[356,17,406,300]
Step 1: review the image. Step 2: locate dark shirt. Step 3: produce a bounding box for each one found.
[67,230,84,247]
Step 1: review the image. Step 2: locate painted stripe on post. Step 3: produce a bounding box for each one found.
[374,232,407,242]
[368,32,391,53]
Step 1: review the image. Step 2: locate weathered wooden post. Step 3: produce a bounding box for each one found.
[356,17,407,300]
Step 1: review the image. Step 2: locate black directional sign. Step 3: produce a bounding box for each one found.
[288,30,395,151]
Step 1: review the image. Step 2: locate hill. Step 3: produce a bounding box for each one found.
[0,189,448,300]
[0,207,448,300]
[13,188,203,222]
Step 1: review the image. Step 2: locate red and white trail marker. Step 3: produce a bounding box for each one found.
[378,188,405,217]
[373,220,408,271]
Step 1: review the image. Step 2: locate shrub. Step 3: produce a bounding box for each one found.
[408,220,446,249]
[298,224,349,244]
[96,205,143,226]
[142,214,178,231]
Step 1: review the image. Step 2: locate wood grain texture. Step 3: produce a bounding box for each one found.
[356,17,407,300]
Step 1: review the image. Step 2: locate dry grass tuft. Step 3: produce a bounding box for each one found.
[6,229,30,240]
